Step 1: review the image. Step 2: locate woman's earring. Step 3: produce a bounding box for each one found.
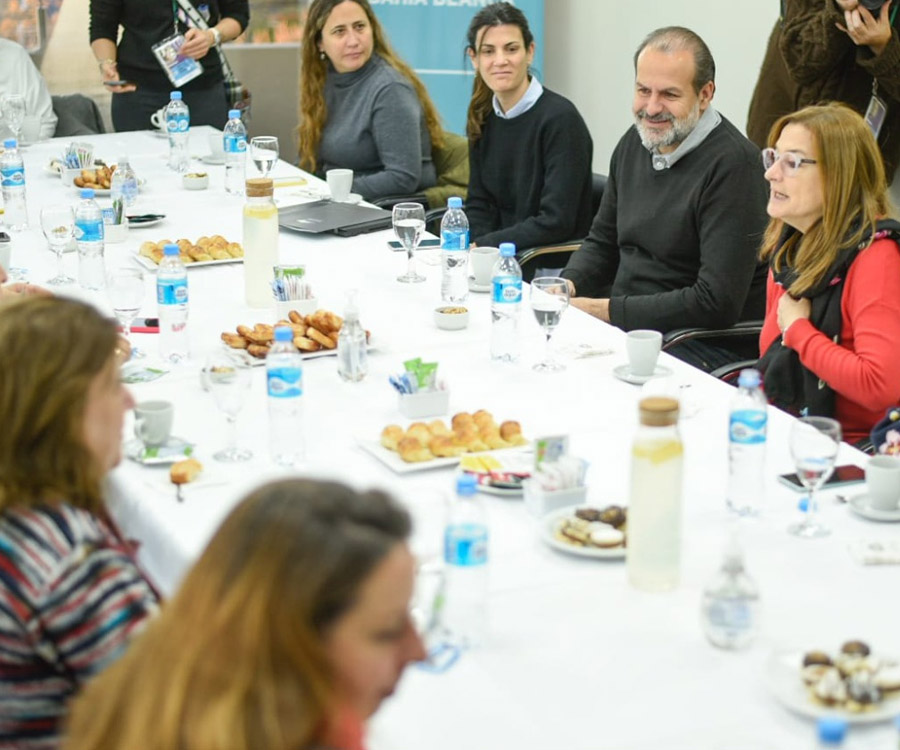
[319,50,326,60]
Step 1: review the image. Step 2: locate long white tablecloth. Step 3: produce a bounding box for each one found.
[10,130,898,750]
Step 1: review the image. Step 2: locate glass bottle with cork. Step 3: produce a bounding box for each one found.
[243,177,278,308]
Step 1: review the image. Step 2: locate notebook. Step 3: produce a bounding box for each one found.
[277,200,392,236]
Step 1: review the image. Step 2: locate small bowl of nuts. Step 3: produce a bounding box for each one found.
[182,172,209,190]
[434,306,469,330]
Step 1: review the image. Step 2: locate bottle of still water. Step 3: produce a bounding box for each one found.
[727,368,767,516]
[0,138,27,231]
[337,289,368,382]
[442,473,489,648]
[490,242,522,362]
[223,108,247,195]
[74,188,105,290]
[267,326,304,466]
[440,196,469,303]
[165,91,190,173]
[110,155,138,210]
[701,536,759,650]
[157,244,189,363]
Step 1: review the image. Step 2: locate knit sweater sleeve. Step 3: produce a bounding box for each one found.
[464,137,498,240]
[352,81,426,199]
[779,0,855,84]
[89,0,123,43]
[856,29,900,102]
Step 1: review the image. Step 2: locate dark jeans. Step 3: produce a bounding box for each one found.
[111,83,228,132]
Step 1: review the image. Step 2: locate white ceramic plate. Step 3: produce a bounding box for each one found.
[848,494,900,522]
[126,215,165,228]
[468,278,491,293]
[541,507,627,560]
[200,154,225,165]
[227,336,377,366]
[765,650,900,724]
[358,439,528,476]
[612,363,673,385]
[124,437,195,466]
[133,253,242,272]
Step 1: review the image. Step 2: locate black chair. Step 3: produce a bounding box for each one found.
[52,94,105,137]
[662,321,763,376]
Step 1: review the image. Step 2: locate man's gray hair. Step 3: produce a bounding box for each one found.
[633,26,716,94]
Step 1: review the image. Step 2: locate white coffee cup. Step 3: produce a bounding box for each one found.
[626,329,662,377]
[470,246,500,286]
[20,115,40,145]
[134,400,174,448]
[150,106,167,130]
[865,455,900,510]
[326,168,353,203]
[208,131,225,160]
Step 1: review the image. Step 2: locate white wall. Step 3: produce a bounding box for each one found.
[544,1,780,173]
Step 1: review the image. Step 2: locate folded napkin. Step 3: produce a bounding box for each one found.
[847,540,900,565]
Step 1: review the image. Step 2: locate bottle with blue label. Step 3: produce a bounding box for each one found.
[727,368,767,516]
[441,473,489,648]
[490,242,522,362]
[700,536,759,650]
[74,188,105,290]
[223,108,247,196]
[157,244,189,363]
[440,196,469,303]
[165,91,190,173]
[110,155,138,213]
[267,325,304,466]
[0,138,27,231]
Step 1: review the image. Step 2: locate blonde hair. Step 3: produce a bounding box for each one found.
[64,479,412,750]
[0,296,118,514]
[760,103,893,295]
[298,0,443,173]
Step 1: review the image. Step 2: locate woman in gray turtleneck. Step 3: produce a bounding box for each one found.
[298,0,442,200]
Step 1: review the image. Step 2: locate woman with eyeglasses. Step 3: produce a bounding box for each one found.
[757,103,900,444]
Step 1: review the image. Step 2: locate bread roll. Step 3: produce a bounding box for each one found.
[428,419,451,436]
[429,435,465,458]
[381,425,404,451]
[500,420,528,446]
[397,436,433,463]
[170,458,203,485]
[451,412,474,430]
[405,422,432,444]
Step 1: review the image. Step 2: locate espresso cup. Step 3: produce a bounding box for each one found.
[626,330,662,377]
[326,169,353,202]
[470,246,500,286]
[134,400,174,448]
[866,455,900,510]
[150,106,167,130]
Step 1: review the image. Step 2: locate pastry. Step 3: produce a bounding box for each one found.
[397,436,433,463]
[170,458,203,485]
[802,650,833,668]
[588,524,625,548]
[307,327,336,350]
[405,422,432,444]
[500,420,529,446]
[598,505,627,529]
[451,412,474,430]
[428,419,451,436]
[380,425,404,451]
[429,435,466,458]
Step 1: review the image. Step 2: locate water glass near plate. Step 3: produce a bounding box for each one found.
[249,136,278,179]
[393,202,426,283]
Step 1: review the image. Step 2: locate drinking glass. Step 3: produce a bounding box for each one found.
[108,268,146,360]
[788,416,841,538]
[40,205,76,285]
[1,94,25,143]
[530,276,570,372]
[249,136,279,178]
[206,351,253,462]
[393,202,426,283]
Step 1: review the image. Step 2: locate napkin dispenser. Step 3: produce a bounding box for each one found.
[398,389,449,419]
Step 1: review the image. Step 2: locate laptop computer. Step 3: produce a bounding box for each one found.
[278,200,393,237]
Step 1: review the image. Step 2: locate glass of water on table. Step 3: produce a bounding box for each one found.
[788,416,841,539]
[393,202,426,283]
[40,205,76,286]
[108,268,146,359]
[206,350,253,463]
[249,136,279,178]
[530,276,570,371]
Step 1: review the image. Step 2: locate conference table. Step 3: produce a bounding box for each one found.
[9,128,899,750]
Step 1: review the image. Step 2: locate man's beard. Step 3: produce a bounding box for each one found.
[633,99,701,152]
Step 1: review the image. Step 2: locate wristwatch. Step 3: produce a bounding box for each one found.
[210,27,222,46]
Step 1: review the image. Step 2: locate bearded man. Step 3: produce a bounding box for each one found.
[560,27,769,371]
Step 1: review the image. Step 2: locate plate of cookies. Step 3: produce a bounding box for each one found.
[134,235,244,269]
[765,641,900,724]
[542,505,628,559]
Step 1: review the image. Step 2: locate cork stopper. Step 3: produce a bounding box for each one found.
[245,177,273,197]
[638,397,679,427]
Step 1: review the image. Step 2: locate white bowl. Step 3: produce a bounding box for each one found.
[182,172,209,190]
[434,305,469,330]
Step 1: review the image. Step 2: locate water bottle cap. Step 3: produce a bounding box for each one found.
[80,188,95,199]
[2,138,15,149]
[170,91,182,100]
[228,109,240,119]
[456,473,478,495]
[274,326,293,342]
[817,717,847,743]
[163,244,180,256]
[737,368,761,388]
[499,242,516,257]
[447,196,462,209]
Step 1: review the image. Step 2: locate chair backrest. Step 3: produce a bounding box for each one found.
[52,94,105,137]
[424,132,469,209]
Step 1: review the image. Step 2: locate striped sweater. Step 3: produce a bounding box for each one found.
[0,503,159,749]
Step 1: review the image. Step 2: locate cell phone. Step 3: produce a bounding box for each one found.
[387,238,441,251]
[777,464,865,491]
[103,80,134,87]
[119,317,160,333]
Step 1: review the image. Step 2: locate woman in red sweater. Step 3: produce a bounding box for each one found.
[758,103,900,444]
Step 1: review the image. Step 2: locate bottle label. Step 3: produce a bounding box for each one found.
[74,218,104,242]
[706,599,753,631]
[444,523,488,566]
[441,228,469,251]
[0,165,24,188]
[492,277,522,304]
[729,409,767,445]
[157,277,188,305]
[267,366,303,398]
[224,134,247,153]
[167,113,189,133]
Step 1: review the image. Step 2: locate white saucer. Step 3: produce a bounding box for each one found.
[612,363,673,385]
[346,192,362,205]
[468,278,491,293]
[200,154,225,165]
[848,493,900,522]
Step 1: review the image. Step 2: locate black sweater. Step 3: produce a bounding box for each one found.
[89,0,249,92]
[561,115,769,333]
[466,88,593,250]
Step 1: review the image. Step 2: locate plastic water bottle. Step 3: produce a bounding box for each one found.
[490,242,522,362]
[110,155,138,211]
[441,473,488,648]
[727,368,767,516]
[267,325,304,466]
[337,289,368,382]
[74,188,105,290]
[0,138,27,231]
[166,91,190,173]
[440,196,469,303]
[223,108,247,196]
[157,244,189,363]
[816,717,847,747]
[701,536,759,650]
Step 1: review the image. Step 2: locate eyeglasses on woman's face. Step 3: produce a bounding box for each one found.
[761,147,818,175]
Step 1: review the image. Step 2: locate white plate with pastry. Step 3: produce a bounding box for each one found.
[541,507,627,560]
[134,253,242,271]
[133,235,244,270]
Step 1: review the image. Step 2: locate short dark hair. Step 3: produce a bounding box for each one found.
[633,26,716,94]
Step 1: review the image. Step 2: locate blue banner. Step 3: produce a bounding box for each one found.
[371,0,544,136]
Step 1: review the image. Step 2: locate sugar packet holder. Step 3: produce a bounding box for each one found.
[525,436,588,517]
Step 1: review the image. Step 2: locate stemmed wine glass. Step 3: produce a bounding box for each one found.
[249,136,279,178]
[788,416,841,538]
[108,268,146,360]
[206,351,253,462]
[40,205,76,285]
[393,202,426,283]
[530,276,570,371]
[1,94,25,144]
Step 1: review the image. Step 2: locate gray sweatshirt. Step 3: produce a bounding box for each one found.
[317,55,436,200]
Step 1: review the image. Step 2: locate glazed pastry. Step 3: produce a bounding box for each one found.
[429,435,465,458]
[598,505,627,529]
[380,425,404,451]
[802,651,833,668]
[406,422,432,444]
[812,667,848,705]
[588,524,625,548]
[307,327,336,350]
[574,508,603,523]
[874,665,900,693]
[397,436,433,463]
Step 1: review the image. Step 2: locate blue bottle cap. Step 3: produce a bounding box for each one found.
[499,242,516,257]
[456,473,478,495]
[163,244,179,256]
[228,109,240,119]
[447,196,462,209]
[817,717,847,744]
[80,188,95,199]
[737,368,761,388]
[274,326,293,342]
[2,138,15,149]
[170,91,182,100]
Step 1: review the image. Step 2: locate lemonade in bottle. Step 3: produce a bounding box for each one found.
[243,177,278,307]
